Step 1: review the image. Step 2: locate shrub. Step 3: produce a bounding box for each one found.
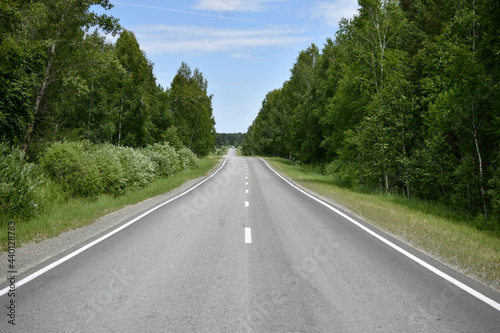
[90,143,126,196]
[178,147,199,169]
[0,143,42,217]
[142,142,180,177]
[324,160,355,188]
[40,141,103,197]
[117,146,156,189]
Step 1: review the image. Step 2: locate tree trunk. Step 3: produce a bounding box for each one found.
[385,171,389,192]
[472,121,487,217]
[87,83,94,140]
[118,96,123,146]
[21,43,56,158]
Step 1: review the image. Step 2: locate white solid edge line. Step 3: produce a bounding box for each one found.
[245,227,252,243]
[0,158,229,297]
[259,158,500,312]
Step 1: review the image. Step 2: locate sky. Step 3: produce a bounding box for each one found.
[94,0,360,133]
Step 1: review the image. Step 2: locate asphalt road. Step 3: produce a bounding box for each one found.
[1,148,499,332]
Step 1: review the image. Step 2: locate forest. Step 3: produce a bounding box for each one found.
[243,0,500,227]
[1,1,216,156]
[215,133,245,148]
[0,1,216,219]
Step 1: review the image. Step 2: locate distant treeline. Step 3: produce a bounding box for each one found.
[243,0,500,226]
[215,133,245,148]
[0,1,216,157]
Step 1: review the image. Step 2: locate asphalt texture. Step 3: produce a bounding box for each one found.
[1,148,499,332]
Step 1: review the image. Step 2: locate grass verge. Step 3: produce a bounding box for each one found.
[266,157,500,290]
[0,156,220,251]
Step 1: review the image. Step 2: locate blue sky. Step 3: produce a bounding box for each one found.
[96,0,360,133]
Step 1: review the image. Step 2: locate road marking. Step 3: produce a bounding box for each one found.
[0,158,231,297]
[246,190,249,193]
[245,201,249,207]
[245,227,252,243]
[246,182,248,185]
[260,158,500,312]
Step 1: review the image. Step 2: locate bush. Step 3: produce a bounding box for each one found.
[142,142,181,177]
[178,147,199,169]
[40,141,103,197]
[0,143,42,217]
[117,146,156,189]
[90,143,126,196]
[324,160,355,188]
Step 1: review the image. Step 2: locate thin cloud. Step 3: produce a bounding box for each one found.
[192,0,286,12]
[310,1,359,27]
[114,1,258,22]
[133,24,309,54]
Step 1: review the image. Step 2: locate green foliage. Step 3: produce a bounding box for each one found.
[1,1,215,164]
[163,126,184,151]
[215,133,245,148]
[178,147,199,169]
[0,1,214,228]
[6,0,122,155]
[1,137,200,223]
[90,143,126,196]
[142,142,181,177]
[244,0,500,227]
[0,144,42,217]
[40,141,103,197]
[169,62,216,156]
[115,146,156,190]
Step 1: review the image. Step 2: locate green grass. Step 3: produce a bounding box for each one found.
[0,156,220,251]
[266,157,500,290]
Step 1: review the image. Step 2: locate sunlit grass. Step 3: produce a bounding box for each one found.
[266,157,500,290]
[0,157,220,250]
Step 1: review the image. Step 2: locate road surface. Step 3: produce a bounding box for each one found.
[1,148,499,332]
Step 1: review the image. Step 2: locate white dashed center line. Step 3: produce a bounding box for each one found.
[245,227,252,244]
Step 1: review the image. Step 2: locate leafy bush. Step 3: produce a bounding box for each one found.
[0,143,42,217]
[324,160,355,188]
[116,146,156,189]
[178,147,199,169]
[90,143,126,196]
[40,141,103,197]
[142,142,181,177]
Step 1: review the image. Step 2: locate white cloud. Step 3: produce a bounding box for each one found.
[310,1,359,27]
[114,1,260,23]
[133,24,309,54]
[192,0,285,12]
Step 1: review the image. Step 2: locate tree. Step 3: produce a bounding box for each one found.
[115,29,156,147]
[417,15,496,215]
[50,31,123,143]
[0,1,47,145]
[169,62,215,156]
[13,0,120,157]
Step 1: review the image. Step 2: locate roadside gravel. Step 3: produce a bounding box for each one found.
[0,159,223,282]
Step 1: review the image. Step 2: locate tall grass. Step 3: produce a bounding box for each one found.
[266,157,500,290]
